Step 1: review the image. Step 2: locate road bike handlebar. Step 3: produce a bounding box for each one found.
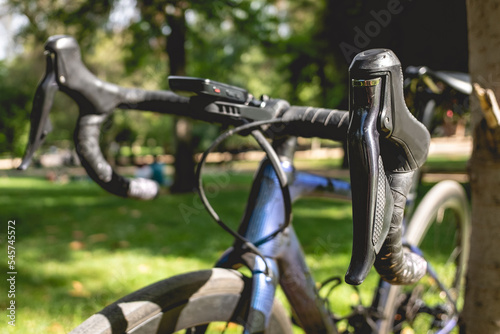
[18,35,349,200]
[19,35,431,287]
[18,36,193,199]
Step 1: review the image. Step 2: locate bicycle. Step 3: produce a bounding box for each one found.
[402,65,471,218]
[19,36,470,333]
[404,65,471,135]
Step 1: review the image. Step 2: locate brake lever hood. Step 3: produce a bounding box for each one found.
[349,49,430,172]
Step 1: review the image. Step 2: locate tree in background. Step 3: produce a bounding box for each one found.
[3,0,296,192]
[133,0,195,193]
[0,58,37,156]
[463,0,500,332]
[6,0,113,46]
[127,0,290,192]
[1,0,115,157]
[2,0,470,177]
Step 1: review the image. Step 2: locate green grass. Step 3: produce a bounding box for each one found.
[0,167,468,333]
[231,155,469,174]
[422,155,469,173]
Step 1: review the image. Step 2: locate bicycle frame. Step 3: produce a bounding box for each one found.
[213,136,350,333]
[211,136,428,333]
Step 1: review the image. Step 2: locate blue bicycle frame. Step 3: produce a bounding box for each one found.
[212,150,425,333]
[215,148,351,333]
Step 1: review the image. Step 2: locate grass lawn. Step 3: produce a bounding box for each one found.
[231,154,469,174]
[422,156,469,173]
[0,160,469,333]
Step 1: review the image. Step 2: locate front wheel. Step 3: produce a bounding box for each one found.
[70,268,293,333]
[378,180,470,333]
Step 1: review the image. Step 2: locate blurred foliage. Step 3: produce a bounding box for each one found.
[7,0,113,45]
[1,0,468,158]
[0,50,52,156]
[0,0,355,158]
[0,59,32,156]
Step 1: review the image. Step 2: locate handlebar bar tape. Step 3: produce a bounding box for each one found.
[278,106,349,142]
[346,49,430,285]
[20,35,195,199]
[76,114,159,200]
[375,171,427,284]
[44,35,192,116]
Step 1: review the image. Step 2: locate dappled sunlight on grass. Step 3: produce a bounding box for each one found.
[0,174,358,332]
[0,172,469,333]
[1,175,241,332]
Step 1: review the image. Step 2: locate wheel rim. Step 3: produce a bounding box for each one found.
[393,203,468,334]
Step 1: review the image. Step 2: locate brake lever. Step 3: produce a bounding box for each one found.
[18,52,58,170]
[345,49,430,285]
[346,77,394,285]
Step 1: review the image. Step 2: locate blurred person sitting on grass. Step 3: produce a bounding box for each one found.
[150,155,168,186]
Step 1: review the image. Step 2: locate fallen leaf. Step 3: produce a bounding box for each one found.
[47,321,64,333]
[88,233,108,243]
[69,280,90,297]
[69,241,85,250]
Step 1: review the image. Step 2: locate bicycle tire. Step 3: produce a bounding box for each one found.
[378,180,470,333]
[420,99,437,132]
[70,268,293,333]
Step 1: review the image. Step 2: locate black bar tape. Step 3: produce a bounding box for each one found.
[278,106,349,141]
[374,171,427,284]
[117,88,192,116]
[75,114,159,200]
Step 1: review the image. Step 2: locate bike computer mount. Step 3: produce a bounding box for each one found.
[168,76,276,122]
[169,76,253,103]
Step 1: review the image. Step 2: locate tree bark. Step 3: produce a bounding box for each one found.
[166,3,197,193]
[463,1,500,332]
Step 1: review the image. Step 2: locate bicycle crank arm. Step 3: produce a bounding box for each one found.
[346,77,393,285]
[18,52,58,170]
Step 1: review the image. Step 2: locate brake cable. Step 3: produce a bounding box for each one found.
[195,118,292,276]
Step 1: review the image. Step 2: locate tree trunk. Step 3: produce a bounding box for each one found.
[166,4,196,193]
[463,1,500,332]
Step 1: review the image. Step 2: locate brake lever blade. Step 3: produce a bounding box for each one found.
[345,77,394,285]
[18,53,58,170]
